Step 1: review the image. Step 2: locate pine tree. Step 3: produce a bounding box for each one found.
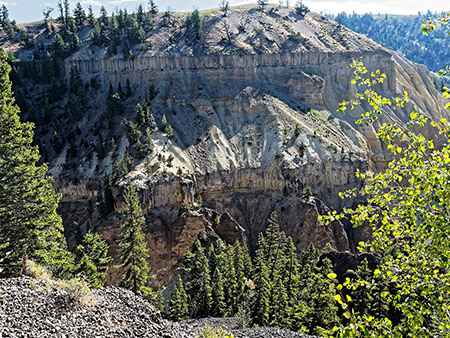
[253,212,291,327]
[161,114,167,132]
[99,6,108,28]
[185,240,213,317]
[73,2,86,29]
[126,79,132,98]
[282,236,300,326]
[43,8,53,36]
[75,231,112,288]
[153,290,166,313]
[122,39,133,60]
[269,275,289,327]
[147,83,157,103]
[298,242,319,282]
[87,5,95,25]
[148,0,158,16]
[0,51,73,278]
[222,245,238,316]
[63,0,70,25]
[118,82,124,99]
[264,212,285,279]
[207,243,218,272]
[350,258,389,319]
[250,233,271,326]
[127,16,140,43]
[57,0,65,25]
[137,4,145,25]
[211,266,226,316]
[52,33,67,58]
[136,103,146,125]
[297,258,340,335]
[109,15,120,54]
[191,9,202,41]
[118,185,152,296]
[165,124,174,139]
[242,242,252,278]
[292,242,320,331]
[233,240,246,314]
[168,275,189,321]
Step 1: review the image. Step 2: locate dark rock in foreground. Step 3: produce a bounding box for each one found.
[178,318,318,338]
[0,277,315,338]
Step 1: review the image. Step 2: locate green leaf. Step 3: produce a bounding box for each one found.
[334,294,343,304]
[328,272,337,279]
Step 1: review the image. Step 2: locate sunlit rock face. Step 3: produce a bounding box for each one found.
[9,8,447,287]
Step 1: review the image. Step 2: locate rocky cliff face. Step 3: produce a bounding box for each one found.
[5,7,449,287]
[57,45,448,287]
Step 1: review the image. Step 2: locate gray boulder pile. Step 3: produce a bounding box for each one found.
[0,277,315,338]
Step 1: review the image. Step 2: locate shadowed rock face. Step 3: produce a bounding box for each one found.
[8,8,447,287]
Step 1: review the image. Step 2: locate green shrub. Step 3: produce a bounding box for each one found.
[302,186,313,199]
[27,260,52,280]
[58,277,91,304]
[196,325,233,338]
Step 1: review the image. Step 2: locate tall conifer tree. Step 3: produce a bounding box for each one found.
[269,275,289,327]
[242,242,252,278]
[168,275,189,321]
[118,185,152,296]
[75,230,112,288]
[283,236,300,325]
[185,240,213,317]
[0,51,73,278]
[222,245,238,316]
[233,240,246,314]
[211,266,226,317]
[251,233,271,326]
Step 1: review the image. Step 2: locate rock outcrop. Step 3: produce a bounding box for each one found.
[3,6,449,287]
[61,27,448,286]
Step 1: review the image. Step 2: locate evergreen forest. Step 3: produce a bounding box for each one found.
[328,11,450,85]
[165,212,386,336]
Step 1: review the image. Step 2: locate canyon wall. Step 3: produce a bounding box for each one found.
[65,51,396,102]
[56,50,449,287]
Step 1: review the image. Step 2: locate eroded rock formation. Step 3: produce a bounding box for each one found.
[6,8,448,287]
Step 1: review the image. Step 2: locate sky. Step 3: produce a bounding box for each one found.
[2,0,449,24]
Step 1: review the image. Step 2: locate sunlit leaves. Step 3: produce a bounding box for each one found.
[322,53,450,336]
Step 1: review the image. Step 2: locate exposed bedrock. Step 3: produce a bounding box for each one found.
[54,49,449,286]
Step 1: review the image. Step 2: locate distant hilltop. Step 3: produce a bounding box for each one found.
[1,3,384,63]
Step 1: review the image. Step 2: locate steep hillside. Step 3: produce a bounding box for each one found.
[327,12,450,74]
[2,5,449,287]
